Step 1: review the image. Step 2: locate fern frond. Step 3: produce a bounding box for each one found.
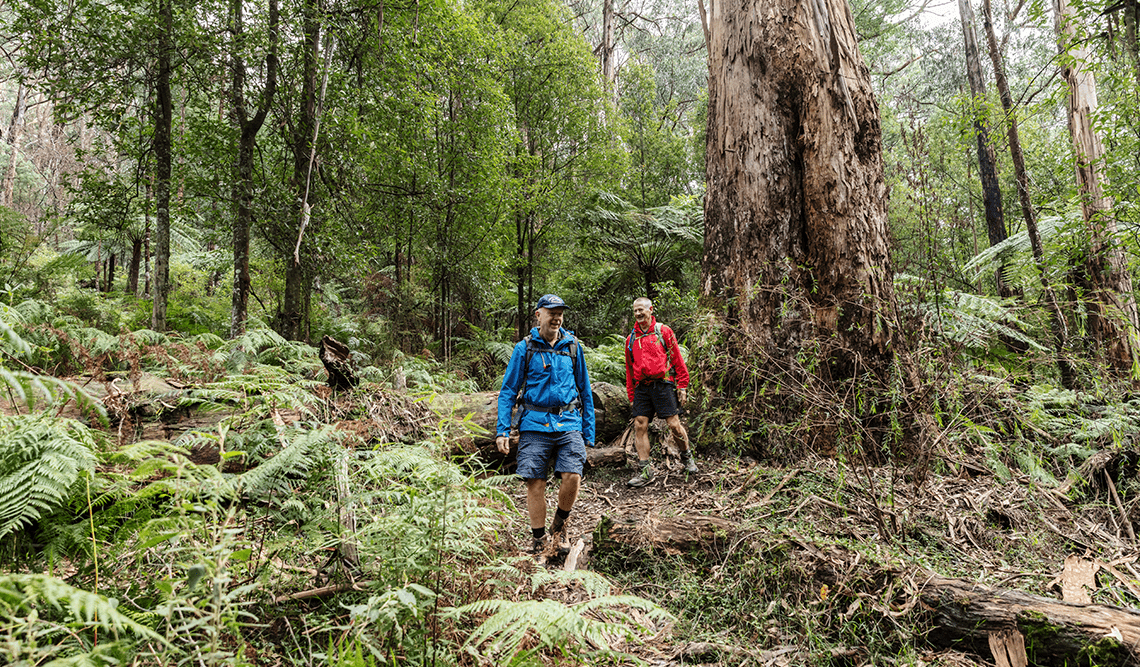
[0,368,106,419]
[0,414,97,538]
[450,593,672,660]
[236,426,338,497]
[0,304,32,357]
[0,573,165,642]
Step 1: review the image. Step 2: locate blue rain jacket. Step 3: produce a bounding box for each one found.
[496,327,595,446]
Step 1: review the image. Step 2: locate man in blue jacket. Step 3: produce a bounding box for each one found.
[495,294,595,562]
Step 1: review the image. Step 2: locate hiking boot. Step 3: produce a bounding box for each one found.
[530,534,550,565]
[549,516,572,556]
[681,450,699,474]
[627,461,655,488]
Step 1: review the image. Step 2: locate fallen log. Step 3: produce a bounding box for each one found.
[430,381,630,458]
[916,575,1139,666]
[593,513,738,557]
[796,538,1140,665]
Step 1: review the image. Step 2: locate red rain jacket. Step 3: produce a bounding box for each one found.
[624,317,689,402]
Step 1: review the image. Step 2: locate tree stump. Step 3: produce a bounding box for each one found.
[320,335,357,390]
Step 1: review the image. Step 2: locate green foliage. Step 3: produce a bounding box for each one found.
[0,573,166,665]
[452,592,671,664]
[0,414,97,539]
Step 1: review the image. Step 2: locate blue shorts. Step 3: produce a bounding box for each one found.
[515,431,586,480]
[632,381,680,419]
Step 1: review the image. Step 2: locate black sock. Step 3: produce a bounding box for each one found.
[554,507,571,521]
[532,527,545,539]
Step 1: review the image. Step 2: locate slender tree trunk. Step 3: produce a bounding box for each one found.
[1054,0,1139,373]
[703,0,894,382]
[129,235,143,297]
[602,0,615,94]
[516,209,528,341]
[982,0,1075,388]
[958,0,1009,296]
[1121,0,1140,87]
[229,0,279,339]
[152,0,174,332]
[1,77,28,208]
[280,0,321,341]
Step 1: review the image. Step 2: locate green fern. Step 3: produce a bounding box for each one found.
[0,414,98,538]
[0,573,166,642]
[449,584,673,663]
[235,425,338,497]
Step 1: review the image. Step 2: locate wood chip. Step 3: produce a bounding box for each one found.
[1060,555,1097,604]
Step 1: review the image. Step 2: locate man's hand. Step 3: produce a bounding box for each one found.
[496,436,510,454]
[677,388,687,406]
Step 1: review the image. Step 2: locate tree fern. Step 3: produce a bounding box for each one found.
[895,274,1047,353]
[0,414,98,538]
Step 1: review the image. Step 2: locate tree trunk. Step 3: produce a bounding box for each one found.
[703,0,894,383]
[280,0,321,341]
[1,76,27,208]
[229,0,279,340]
[128,235,143,297]
[982,0,1075,388]
[602,0,615,95]
[1054,0,1139,374]
[958,0,1009,296]
[152,0,174,332]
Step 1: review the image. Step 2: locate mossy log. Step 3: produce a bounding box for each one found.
[592,513,739,557]
[915,575,1140,666]
[430,381,630,459]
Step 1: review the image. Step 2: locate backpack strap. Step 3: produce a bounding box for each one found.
[629,322,674,377]
[513,334,584,426]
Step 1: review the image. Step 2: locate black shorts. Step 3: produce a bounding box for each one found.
[632,381,680,419]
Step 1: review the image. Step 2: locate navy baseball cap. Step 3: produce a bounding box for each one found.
[535,294,569,310]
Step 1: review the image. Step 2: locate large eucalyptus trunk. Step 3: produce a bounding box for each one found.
[982,0,1075,388]
[1054,0,1139,373]
[958,0,1009,296]
[702,0,893,383]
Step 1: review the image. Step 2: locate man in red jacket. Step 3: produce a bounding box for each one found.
[624,297,698,487]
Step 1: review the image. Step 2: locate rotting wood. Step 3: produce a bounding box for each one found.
[319,335,358,390]
[988,628,1028,667]
[333,447,360,570]
[586,445,626,468]
[593,513,738,557]
[1061,555,1096,604]
[917,575,1140,665]
[564,538,585,572]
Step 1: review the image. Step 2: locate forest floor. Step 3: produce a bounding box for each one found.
[501,441,1139,666]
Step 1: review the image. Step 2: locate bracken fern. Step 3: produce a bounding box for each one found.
[0,414,98,539]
